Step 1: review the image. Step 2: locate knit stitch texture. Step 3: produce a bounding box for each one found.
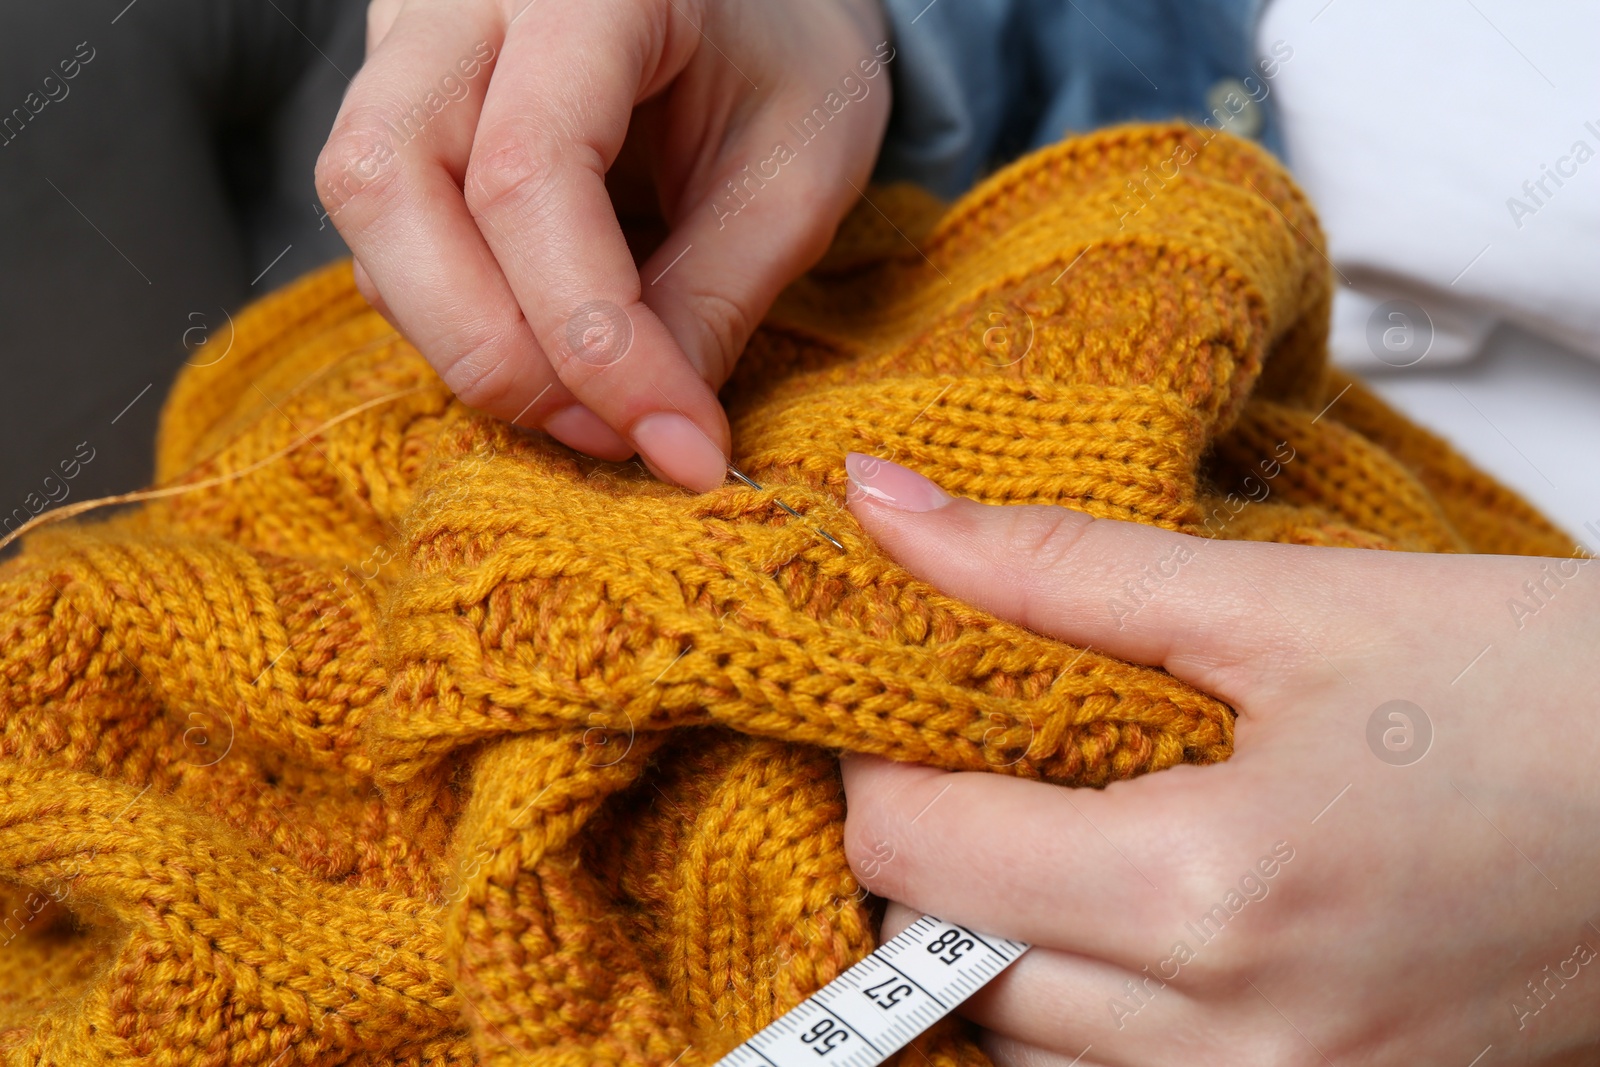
[0,124,1576,1066]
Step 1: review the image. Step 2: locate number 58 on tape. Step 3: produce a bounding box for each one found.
[715,916,1029,1067]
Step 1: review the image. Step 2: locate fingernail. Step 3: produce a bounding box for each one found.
[631,412,728,494]
[844,452,952,512]
[544,405,633,460]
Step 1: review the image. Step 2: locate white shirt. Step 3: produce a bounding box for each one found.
[1258,0,1600,541]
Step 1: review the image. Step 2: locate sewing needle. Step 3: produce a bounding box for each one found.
[725,463,846,552]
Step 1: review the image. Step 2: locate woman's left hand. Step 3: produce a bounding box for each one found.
[838,453,1600,1066]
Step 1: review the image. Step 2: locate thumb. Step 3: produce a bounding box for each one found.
[841,452,1482,707]
[639,102,885,388]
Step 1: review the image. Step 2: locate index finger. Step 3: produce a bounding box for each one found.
[462,0,731,492]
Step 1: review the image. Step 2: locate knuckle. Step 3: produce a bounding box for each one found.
[643,0,703,60]
[1181,923,1254,985]
[841,801,902,898]
[687,290,750,384]
[316,109,406,219]
[464,133,564,219]
[435,322,528,413]
[1252,1036,1322,1067]
[365,0,404,41]
[1153,847,1275,982]
[790,184,846,257]
[794,218,840,272]
[1002,505,1095,578]
[1163,849,1237,913]
[352,265,382,307]
[367,0,404,18]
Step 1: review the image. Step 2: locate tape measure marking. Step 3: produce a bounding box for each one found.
[714,915,1029,1067]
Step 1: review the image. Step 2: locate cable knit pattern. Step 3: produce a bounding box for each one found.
[0,124,1576,1066]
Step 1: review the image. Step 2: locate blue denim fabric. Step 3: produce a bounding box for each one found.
[875,0,1285,197]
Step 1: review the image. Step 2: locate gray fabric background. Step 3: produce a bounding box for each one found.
[0,0,365,521]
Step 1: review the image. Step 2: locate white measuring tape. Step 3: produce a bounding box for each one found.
[714,916,1029,1067]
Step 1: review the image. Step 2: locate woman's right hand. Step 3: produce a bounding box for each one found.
[316,0,894,492]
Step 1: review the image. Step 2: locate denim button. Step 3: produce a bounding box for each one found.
[1206,78,1263,139]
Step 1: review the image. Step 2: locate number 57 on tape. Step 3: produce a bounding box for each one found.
[715,915,1029,1067]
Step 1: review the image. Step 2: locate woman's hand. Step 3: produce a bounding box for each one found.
[316,0,891,492]
[839,453,1600,1065]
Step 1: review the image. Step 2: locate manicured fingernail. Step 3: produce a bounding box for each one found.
[544,405,632,460]
[631,412,728,494]
[845,452,952,512]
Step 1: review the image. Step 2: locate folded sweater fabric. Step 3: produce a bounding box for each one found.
[0,124,1574,1067]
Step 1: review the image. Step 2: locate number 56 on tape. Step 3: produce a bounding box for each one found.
[715,916,1029,1067]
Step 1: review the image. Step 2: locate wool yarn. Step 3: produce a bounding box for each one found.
[0,124,1576,1066]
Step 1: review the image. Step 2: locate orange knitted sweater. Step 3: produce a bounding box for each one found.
[0,124,1574,1066]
